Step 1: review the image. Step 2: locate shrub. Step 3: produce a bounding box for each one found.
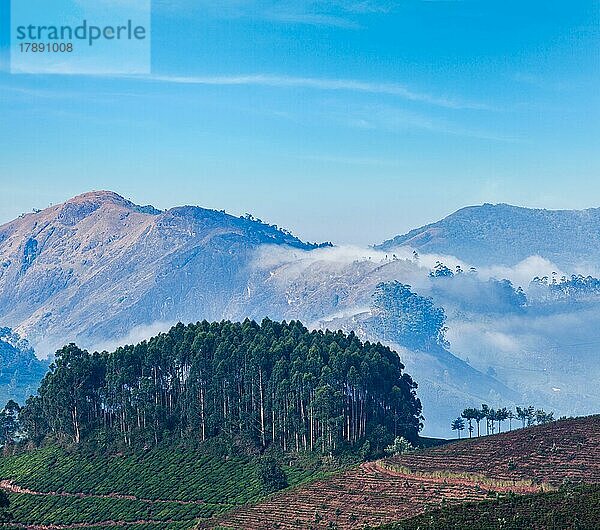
[257,457,288,494]
[385,437,415,456]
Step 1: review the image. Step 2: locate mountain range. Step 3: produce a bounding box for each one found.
[1,191,598,436]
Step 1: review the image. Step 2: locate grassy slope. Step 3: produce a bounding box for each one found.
[0,443,339,528]
[375,485,600,530]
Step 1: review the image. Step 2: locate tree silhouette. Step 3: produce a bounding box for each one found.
[472,409,486,437]
[451,417,465,439]
[496,408,509,433]
[488,409,497,434]
[535,409,555,425]
[461,408,478,438]
[481,404,491,435]
[458,405,553,435]
[516,406,535,428]
[507,410,515,431]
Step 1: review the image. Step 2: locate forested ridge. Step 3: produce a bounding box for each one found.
[18,319,422,453]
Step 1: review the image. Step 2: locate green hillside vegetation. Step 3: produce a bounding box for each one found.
[0,442,346,528]
[375,484,600,530]
[0,319,423,528]
[18,319,422,453]
[5,319,596,529]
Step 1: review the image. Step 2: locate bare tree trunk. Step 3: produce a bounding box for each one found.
[259,370,266,447]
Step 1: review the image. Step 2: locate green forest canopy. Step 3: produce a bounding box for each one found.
[20,319,422,454]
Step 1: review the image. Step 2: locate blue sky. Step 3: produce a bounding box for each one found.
[0,0,599,244]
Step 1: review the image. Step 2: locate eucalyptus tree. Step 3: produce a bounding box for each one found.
[496,408,509,433]
[461,408,478,438]
[481,404,491,435]
[451,417,465,439]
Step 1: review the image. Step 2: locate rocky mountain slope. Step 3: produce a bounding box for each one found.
[0,191,319,353]
[377,203,600,269]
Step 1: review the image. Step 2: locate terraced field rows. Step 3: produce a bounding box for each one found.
[205,416,600,529]
[388,415,600,486]
[201,461,505,529]
[376,484,600,530]
[0,445,328,529]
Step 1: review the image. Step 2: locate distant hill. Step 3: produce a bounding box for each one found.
[0,191,322,353]
[0,328,47,406]
[377,203,600,269]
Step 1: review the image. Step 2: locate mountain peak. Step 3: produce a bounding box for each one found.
[68,190,129,204]
[58,191,162,220]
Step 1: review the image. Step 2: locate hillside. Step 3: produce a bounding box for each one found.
[377,203,600,269]
[205,415,600,529]
[376,485,600,530]
[0,191,514,439]
[0,191,320,353]
[0,319,421,529]
[2,192,599,438]
[0,443,338,529]
[0,328,47,406]
[385,415,600,486]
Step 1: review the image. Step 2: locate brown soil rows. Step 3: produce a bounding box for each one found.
[203,416,600,529]
[388,415,600,486]
[201,461,530,530]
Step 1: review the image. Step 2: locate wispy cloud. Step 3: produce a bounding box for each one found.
[156,0,397,27]
[143,73,492,110]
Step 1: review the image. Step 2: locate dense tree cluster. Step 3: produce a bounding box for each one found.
[370,282,448,351]
[530,274,600,302]
[17,319,422,453]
